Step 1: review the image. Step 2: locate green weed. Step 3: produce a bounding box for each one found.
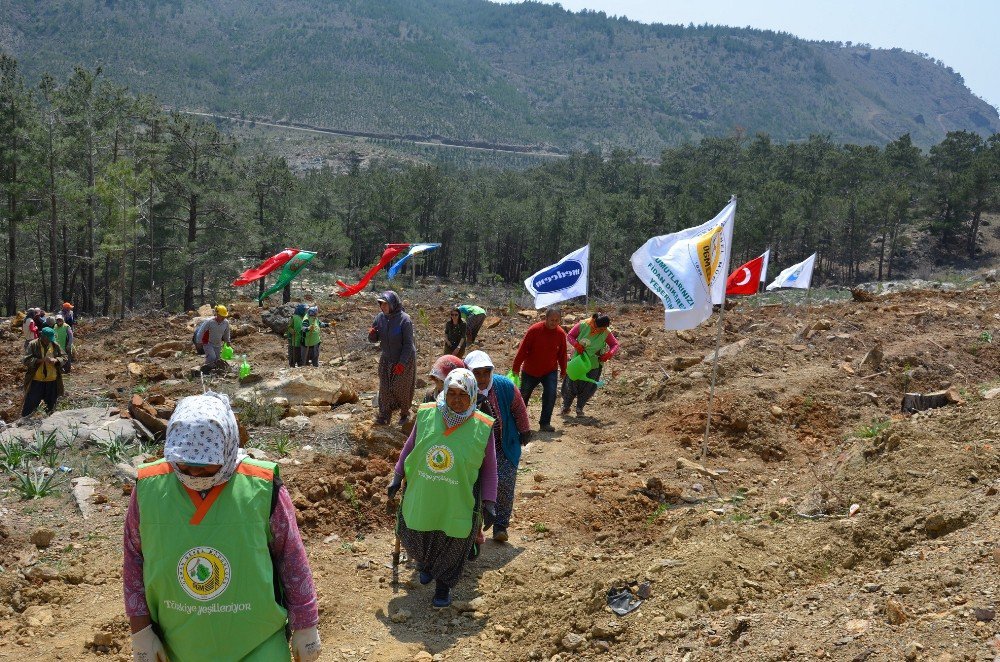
[978,330,993,344]
[645,503,669,525]
[856,419,890,438]
[235,391,282,427]
[28,430,61,468]
[268,433,296,457]
[94,433,136,464]
[8,466,67,500]
[532,522,549,533]
[0,437,29,471]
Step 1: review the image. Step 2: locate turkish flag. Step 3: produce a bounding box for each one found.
[232,248,300,286]
[725,254,765,296]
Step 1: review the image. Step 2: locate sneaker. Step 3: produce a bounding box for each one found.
[539,424,556,432]
[493,528,509,543]
[418,571,432,585]
[432,582,452,608]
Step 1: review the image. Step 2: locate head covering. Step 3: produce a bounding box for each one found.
[55,315,64,322]
[429,354,466,381]
[40,327,56,342]
[464,350,495,395]
[378,291,402,315]
[62,302,73,309]
[214,305,228,318]
[294,303,307,317]
[437,368,478,428]
[165,392,242,491]
[307,306,318,316]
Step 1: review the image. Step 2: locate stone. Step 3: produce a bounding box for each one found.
[114,463,138,483]
[390,609,411,623]
[885,598,908,625]
[923,512,968,538]
[454,597,486,613]
[674,603,698,620]
[483,316,501,329]
[29,527,56,548]
[150,340,188,357]
[676,457,720,478]
[675,330,695,343]
[279,416,312,432]
[71,477,101,519]
[36,407,116,447]
[702,339,748,363]
[261,303,297,334]
[811,319,833,331]
[590,621,624,640]
[245,368,358,406]
[671,356,702,371]
[983,387,1000,400]
[93,632,114,648]
[412,653,433,662]
[560,633,586,652]
[972,607,995,622]
[25,565,60,582]
[708,590,737,611]
[904,641,923,661]
[770,405,783,416]
[517,309,537,319]
[21,606,54,628]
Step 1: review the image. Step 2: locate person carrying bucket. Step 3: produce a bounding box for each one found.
[561,313,619,417]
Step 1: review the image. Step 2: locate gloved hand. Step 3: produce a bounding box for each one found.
[482,501,496,530]
[387,473,403,500]
[519,431,532,446]
[570,340,585,354]
[392,363,406,376]
[131,625,168,662]
[290,626,322,662]
[598,352,611,363]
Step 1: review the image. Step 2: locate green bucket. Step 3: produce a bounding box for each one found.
[567,352,601,384]
[220,343,234,360]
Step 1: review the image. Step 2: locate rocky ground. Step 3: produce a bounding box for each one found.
[0,276,998,662]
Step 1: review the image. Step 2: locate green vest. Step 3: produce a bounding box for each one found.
[303,318,321,347]
[287,314,303,345]
[136,458,288,661]
[575,321,609,362]
[53,324,69,350]
[459,305,486,318]
[402,402,494,538]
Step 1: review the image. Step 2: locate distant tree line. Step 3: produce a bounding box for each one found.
[2,54,999,316]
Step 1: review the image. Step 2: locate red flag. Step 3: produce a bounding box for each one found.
[725,254,765,296]
[233,248,299,286]
[335,244,410,297]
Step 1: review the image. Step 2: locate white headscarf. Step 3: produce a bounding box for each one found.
[436,368,479,428]
[464,350,495,396]
[165,392,243,491]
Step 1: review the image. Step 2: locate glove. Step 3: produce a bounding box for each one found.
[392,363,406,376]
[519,431,532,446]
[598,352,611,363]
[131,625,168,662]
[290,626,322,662]
[387,473,403,500]
[482,501,496,530]
[570,340,585,354]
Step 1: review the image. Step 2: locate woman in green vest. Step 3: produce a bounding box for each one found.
[302,306,326,367]
[286,303,307,367]
[561,313,620,417]
[53,314,74,373]
[387,368,498,608]
[123,393,322,661]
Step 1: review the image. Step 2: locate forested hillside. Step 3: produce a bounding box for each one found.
[0,0,996,155]
[2,54,999,318]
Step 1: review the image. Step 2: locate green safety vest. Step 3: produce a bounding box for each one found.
[574,321,609,362]
[287,315,303,346]
[136,458,288,661]
[53,324,69,350]
[459,305,486,318]
[303,318,321,347]
[402,402,494,538]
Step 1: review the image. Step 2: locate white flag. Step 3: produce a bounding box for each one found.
[760,248,770,283]
[766,253,816,291]
[631,199,736,330]
[524,245,589,309]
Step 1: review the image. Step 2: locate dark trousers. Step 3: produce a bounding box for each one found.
[22,380,59,417]
[465,314,486,344]
[304,344,320,367]
[519,370,558,427]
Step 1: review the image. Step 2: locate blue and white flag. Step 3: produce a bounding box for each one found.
[766,253,816,291]
[387,243,441,279]
[524,245,589,309]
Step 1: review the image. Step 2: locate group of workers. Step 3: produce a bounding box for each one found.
[285,303,328,367]
[19,303,76,419]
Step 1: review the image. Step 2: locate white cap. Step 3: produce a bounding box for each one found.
[464,350,494,370]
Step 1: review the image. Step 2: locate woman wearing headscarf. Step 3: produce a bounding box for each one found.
[443,307,467,357]
[368,291,417,425]
[423,354,467,403]
[386,369,497,608]
[561,313,619,417]
[21,326,67,418]
[123,393,322,662]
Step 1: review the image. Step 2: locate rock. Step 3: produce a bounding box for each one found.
[972,607,995,622]
[245,447,270,460]
[25,565,60,582]
[590,621,624,640]
[278,416,312,432]
[390,609,411,623]
[860,342,884,370]
[129,395,168,439]
[93,632,115,648]
[261,303,297,335]
[517,309,538,319]
[811,319,833,331]
[150,340,188,357]
[29,527,56,549]
[89,418,136,446]
[483,316,501,329]
[127,362,145,379]
[670,356,702,371]
[21,606,54,628]
[904,641,923,661]
[674,603,697,620]
[983,387,1000,400]
[36,407,114,447]
[412,653,433,662]
[197,304,214,317]
[71,477,101,519]
[675,330,695,343]
[230,323,257,339]
[544,564,572,578]
[984,269,997,283]
[702,338,748,363]
[708,590,738,610]
[246,368,358,406]
[770,405,783,416]
[114,463,138,484]
[676,457,719,478]
[454,597,486,613]
[636,581,652,599]
[560,632,586,652]
[923,512,968,538]
[885,598,908,625]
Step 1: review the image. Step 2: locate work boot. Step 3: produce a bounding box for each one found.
[493,528,509,543]
[539,424,556,432]
[559,406,571,416]
[432,581,452,608]
[418,570,432,585]
[576,408,584,417]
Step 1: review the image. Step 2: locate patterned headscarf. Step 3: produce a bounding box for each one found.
[429,354,466,381]
[165,392,243,491]
[436,368,478,428]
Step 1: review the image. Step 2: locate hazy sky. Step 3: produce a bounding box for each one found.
[497,0,999,109]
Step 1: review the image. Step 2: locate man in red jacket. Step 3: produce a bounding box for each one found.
[512,307,567,432]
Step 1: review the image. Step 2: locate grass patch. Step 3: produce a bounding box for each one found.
[235,391,283,427]
[856,419,890,438]
[645,503,670,526]
[532,522,549,533]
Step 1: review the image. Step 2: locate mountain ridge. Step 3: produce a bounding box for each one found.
[1,0,996,155]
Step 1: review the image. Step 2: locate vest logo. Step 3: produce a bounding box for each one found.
[426,445,454,473]
[531,260,583,294]
[177,547,231,602]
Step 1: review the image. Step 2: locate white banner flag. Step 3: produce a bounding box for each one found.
[760,248,770,283]
[766,253,816,291]
[524,245,589,309]
[630,199,736,330]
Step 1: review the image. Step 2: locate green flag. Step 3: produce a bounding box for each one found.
[258,251,316,301]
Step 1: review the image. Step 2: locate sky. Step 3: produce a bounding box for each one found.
[496,0,1000,110]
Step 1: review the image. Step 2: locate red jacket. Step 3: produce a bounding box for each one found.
[513,322,568,378]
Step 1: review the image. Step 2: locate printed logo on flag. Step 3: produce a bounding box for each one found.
[531,260,584,294]
[694,225,722,288]
[426,445,455,473]
[787,268,802,282]
[177,547,231,601]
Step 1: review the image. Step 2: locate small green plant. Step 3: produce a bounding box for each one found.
[0,437,29,471]
[28,430,61,468]
[645,503,669,525]
[235,391,282,427]
[8,466,67,500]
[532,522,549,533]
[507,298,516,315]
[268,433,295,457]
[730,512,752,523]
[416,307,430,329]
[857,419,890,438]
[94,433,136,464]
[802,395,815,411]
[978,330,993,344]
[342,482,365,521]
